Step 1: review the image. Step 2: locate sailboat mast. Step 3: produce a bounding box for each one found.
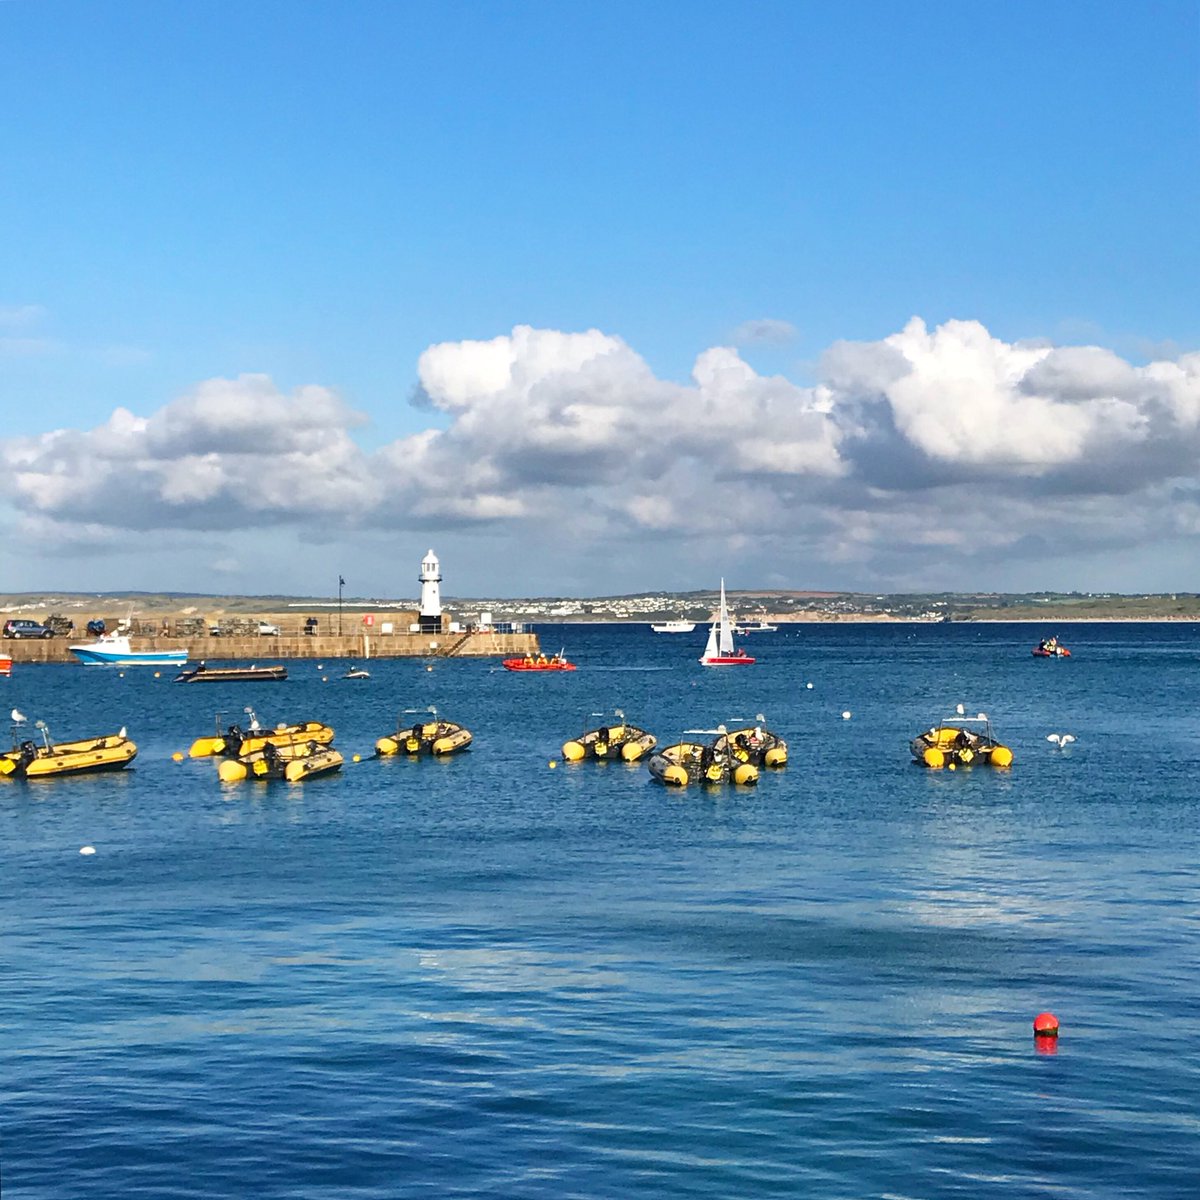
[718,578,734,654]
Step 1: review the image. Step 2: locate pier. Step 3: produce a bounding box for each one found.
[1,629,539,665]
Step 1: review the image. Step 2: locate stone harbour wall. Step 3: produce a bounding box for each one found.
[1,630,540,664]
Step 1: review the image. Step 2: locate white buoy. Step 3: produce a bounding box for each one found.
[842,711,852,720]
[79,845,96,856]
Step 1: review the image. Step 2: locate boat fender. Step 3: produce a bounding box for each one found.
[562,740,585,762]
[662,764,689,786]
[218,759,248,783]
[990,745,1014,768]
[733,764,759,786]
[375,736,399,756]
[763,747,787,768]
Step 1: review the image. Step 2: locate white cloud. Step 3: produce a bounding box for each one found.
[1,320,1198,591]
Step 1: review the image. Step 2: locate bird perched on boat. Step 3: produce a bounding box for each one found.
[11,708,26,724]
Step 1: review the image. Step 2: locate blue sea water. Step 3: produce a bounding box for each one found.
[1,621,1198,1199]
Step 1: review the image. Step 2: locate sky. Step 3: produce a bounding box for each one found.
[1,1,1197,600]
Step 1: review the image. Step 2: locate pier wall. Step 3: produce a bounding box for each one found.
[1,630,540,665]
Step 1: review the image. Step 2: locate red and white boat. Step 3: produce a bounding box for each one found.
[0,655,11,678]
[1032,637,1071,658]
[699,580,755,667]
[502,652,577,672]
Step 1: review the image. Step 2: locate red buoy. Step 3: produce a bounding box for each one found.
[1033,1012,1060,1037]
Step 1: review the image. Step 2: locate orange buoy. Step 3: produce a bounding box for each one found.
[1033,1011,1060,1037]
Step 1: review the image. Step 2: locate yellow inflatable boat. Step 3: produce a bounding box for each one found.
[562,717,657,763]
[712,722,787,768]
[911,711,1013,769]
[375,716,472,757]
[189,708,334,758]
[647,740,759,787]
[217,740,344,783]
[0,724,137,779]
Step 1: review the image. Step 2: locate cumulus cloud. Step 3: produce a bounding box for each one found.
[1,319,1198,589]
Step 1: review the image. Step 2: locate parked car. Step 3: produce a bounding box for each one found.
[3,619,54,639]
[257,622,281,636]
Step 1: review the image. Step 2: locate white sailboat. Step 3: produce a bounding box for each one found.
[699,579,755,667]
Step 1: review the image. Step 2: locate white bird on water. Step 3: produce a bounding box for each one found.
[1047,733,1076,748]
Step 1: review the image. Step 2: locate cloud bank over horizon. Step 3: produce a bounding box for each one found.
[3,317,1198,595]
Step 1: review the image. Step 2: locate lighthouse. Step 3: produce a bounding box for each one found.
[418,549,443,633]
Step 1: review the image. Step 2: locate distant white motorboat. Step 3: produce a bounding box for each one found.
[651,618,696,633]
[68,634,188,667]
[735,620,778,633]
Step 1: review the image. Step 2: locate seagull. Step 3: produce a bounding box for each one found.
[11,708,26,724]
[956,703,965,715]
[1047,733,1076,748]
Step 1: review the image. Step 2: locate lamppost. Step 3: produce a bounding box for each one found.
[338,575,345,636]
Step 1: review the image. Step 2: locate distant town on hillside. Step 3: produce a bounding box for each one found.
[2,590,1198,624]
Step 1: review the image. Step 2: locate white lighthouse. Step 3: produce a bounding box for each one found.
[418,548,443,633]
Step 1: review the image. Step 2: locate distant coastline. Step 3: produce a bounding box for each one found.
[2,590,1198,627]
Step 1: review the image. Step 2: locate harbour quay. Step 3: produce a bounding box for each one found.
[3,628,540,665]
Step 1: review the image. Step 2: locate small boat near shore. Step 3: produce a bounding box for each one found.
[562,714,657,762]
[1,714,137,779]
[647,740,759,787]
[911,709,1013,769]
[502,652,577,671]
[68,633,188,667]
[1032,637,1070,658]
[174,663,288,683]
[651,618,696,634]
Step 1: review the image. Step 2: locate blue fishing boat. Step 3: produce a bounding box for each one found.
[68,634,188,667]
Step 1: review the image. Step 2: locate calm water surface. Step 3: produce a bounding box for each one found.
[2,623,1198,1197]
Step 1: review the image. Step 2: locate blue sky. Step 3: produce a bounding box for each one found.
[1,2,1197,600]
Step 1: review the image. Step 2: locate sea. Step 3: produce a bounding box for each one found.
[2,621,1197,1199]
